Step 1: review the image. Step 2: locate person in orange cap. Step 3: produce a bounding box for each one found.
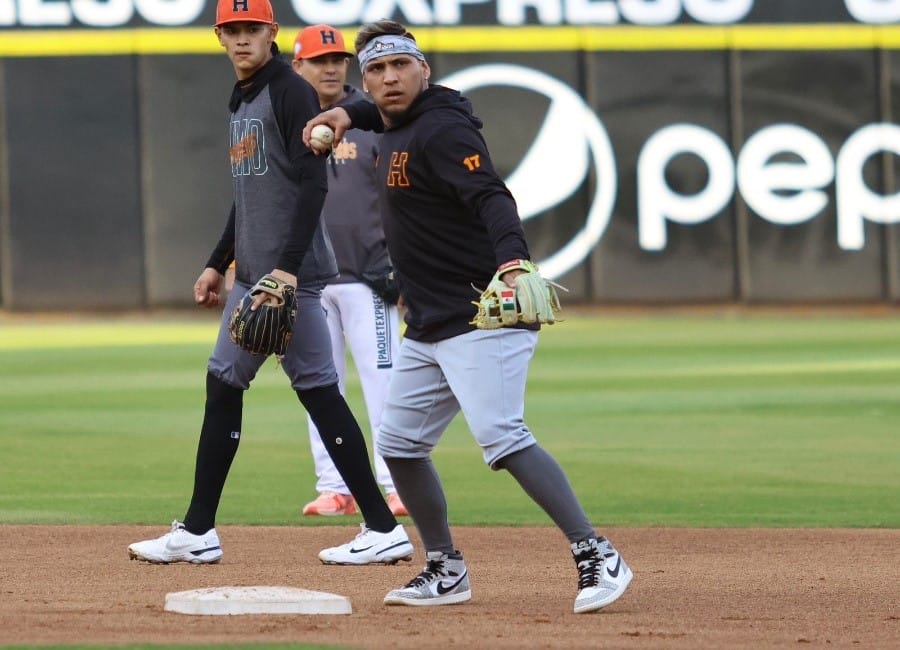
[127,2,413,567]
[289,24,408,522]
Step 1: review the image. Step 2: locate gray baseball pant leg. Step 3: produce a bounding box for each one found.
[379,337,461,553]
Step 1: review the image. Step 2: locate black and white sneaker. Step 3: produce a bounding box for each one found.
[383,550,472,606]
[572,536,632,613]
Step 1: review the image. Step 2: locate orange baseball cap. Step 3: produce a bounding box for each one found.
[293,25,353,60]
[214,0,274,26]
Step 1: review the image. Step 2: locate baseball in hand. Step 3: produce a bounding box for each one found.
[310,124,335,152]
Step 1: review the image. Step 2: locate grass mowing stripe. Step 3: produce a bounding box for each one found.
[0,314,898,528]
[0,321,218,349]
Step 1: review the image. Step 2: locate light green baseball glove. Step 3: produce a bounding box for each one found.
[471,259,566,330]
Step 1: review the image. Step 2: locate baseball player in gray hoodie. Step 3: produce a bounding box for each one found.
[127,2,412,568]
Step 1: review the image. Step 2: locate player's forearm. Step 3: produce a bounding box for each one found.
[344,101,384,133]
[479,193,530,266]
[205,204,236,274]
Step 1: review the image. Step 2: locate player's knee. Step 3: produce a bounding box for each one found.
[206,371,244,407]
[487,439,538,471]
[377,428,431,459]
[295,383,342,419]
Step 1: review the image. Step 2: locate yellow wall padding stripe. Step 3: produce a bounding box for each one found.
[1,25,900,57]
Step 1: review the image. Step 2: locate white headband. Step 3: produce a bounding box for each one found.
[358,35,425,72]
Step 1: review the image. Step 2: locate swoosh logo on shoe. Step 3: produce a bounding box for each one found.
[190,546,221,557]
[436,571,467,595]
[375,541,411,556]
[349,545,376,554]
[606,555,622,579]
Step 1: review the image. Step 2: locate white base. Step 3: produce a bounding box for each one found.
[164,586,352,615]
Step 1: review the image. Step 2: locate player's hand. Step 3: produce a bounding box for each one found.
[250,269,297,311]
[499,269,526,288]
[194,267,224,308]
[304,108,351,149]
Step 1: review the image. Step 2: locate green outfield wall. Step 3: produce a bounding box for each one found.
[1,1,900,308]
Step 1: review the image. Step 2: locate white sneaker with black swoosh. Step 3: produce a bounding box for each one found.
[318,523,414,565]
[127,520,223,564]
[383,550,471,606]
[572,536,632,613]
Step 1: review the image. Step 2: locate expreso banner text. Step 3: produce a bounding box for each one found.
[2,0,900,29]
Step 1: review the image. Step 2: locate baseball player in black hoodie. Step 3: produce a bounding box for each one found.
[304,19,633,614]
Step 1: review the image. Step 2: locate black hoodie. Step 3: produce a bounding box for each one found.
[347,84,532,342]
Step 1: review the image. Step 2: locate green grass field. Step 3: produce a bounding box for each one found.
[1,311,898,530]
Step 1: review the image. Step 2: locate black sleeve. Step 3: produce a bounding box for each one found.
[204,203,236,274]
[426,124,530,266]
[344,100,385,133]
[270,73,329,274]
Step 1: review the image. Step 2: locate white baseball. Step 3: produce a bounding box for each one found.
[310,124,335,152]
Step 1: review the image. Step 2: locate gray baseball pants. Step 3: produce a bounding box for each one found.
[377,328,538,466]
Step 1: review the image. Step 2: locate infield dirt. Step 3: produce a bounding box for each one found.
[2,525,898,648]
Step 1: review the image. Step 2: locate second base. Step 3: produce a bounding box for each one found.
[164,585,352,615]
